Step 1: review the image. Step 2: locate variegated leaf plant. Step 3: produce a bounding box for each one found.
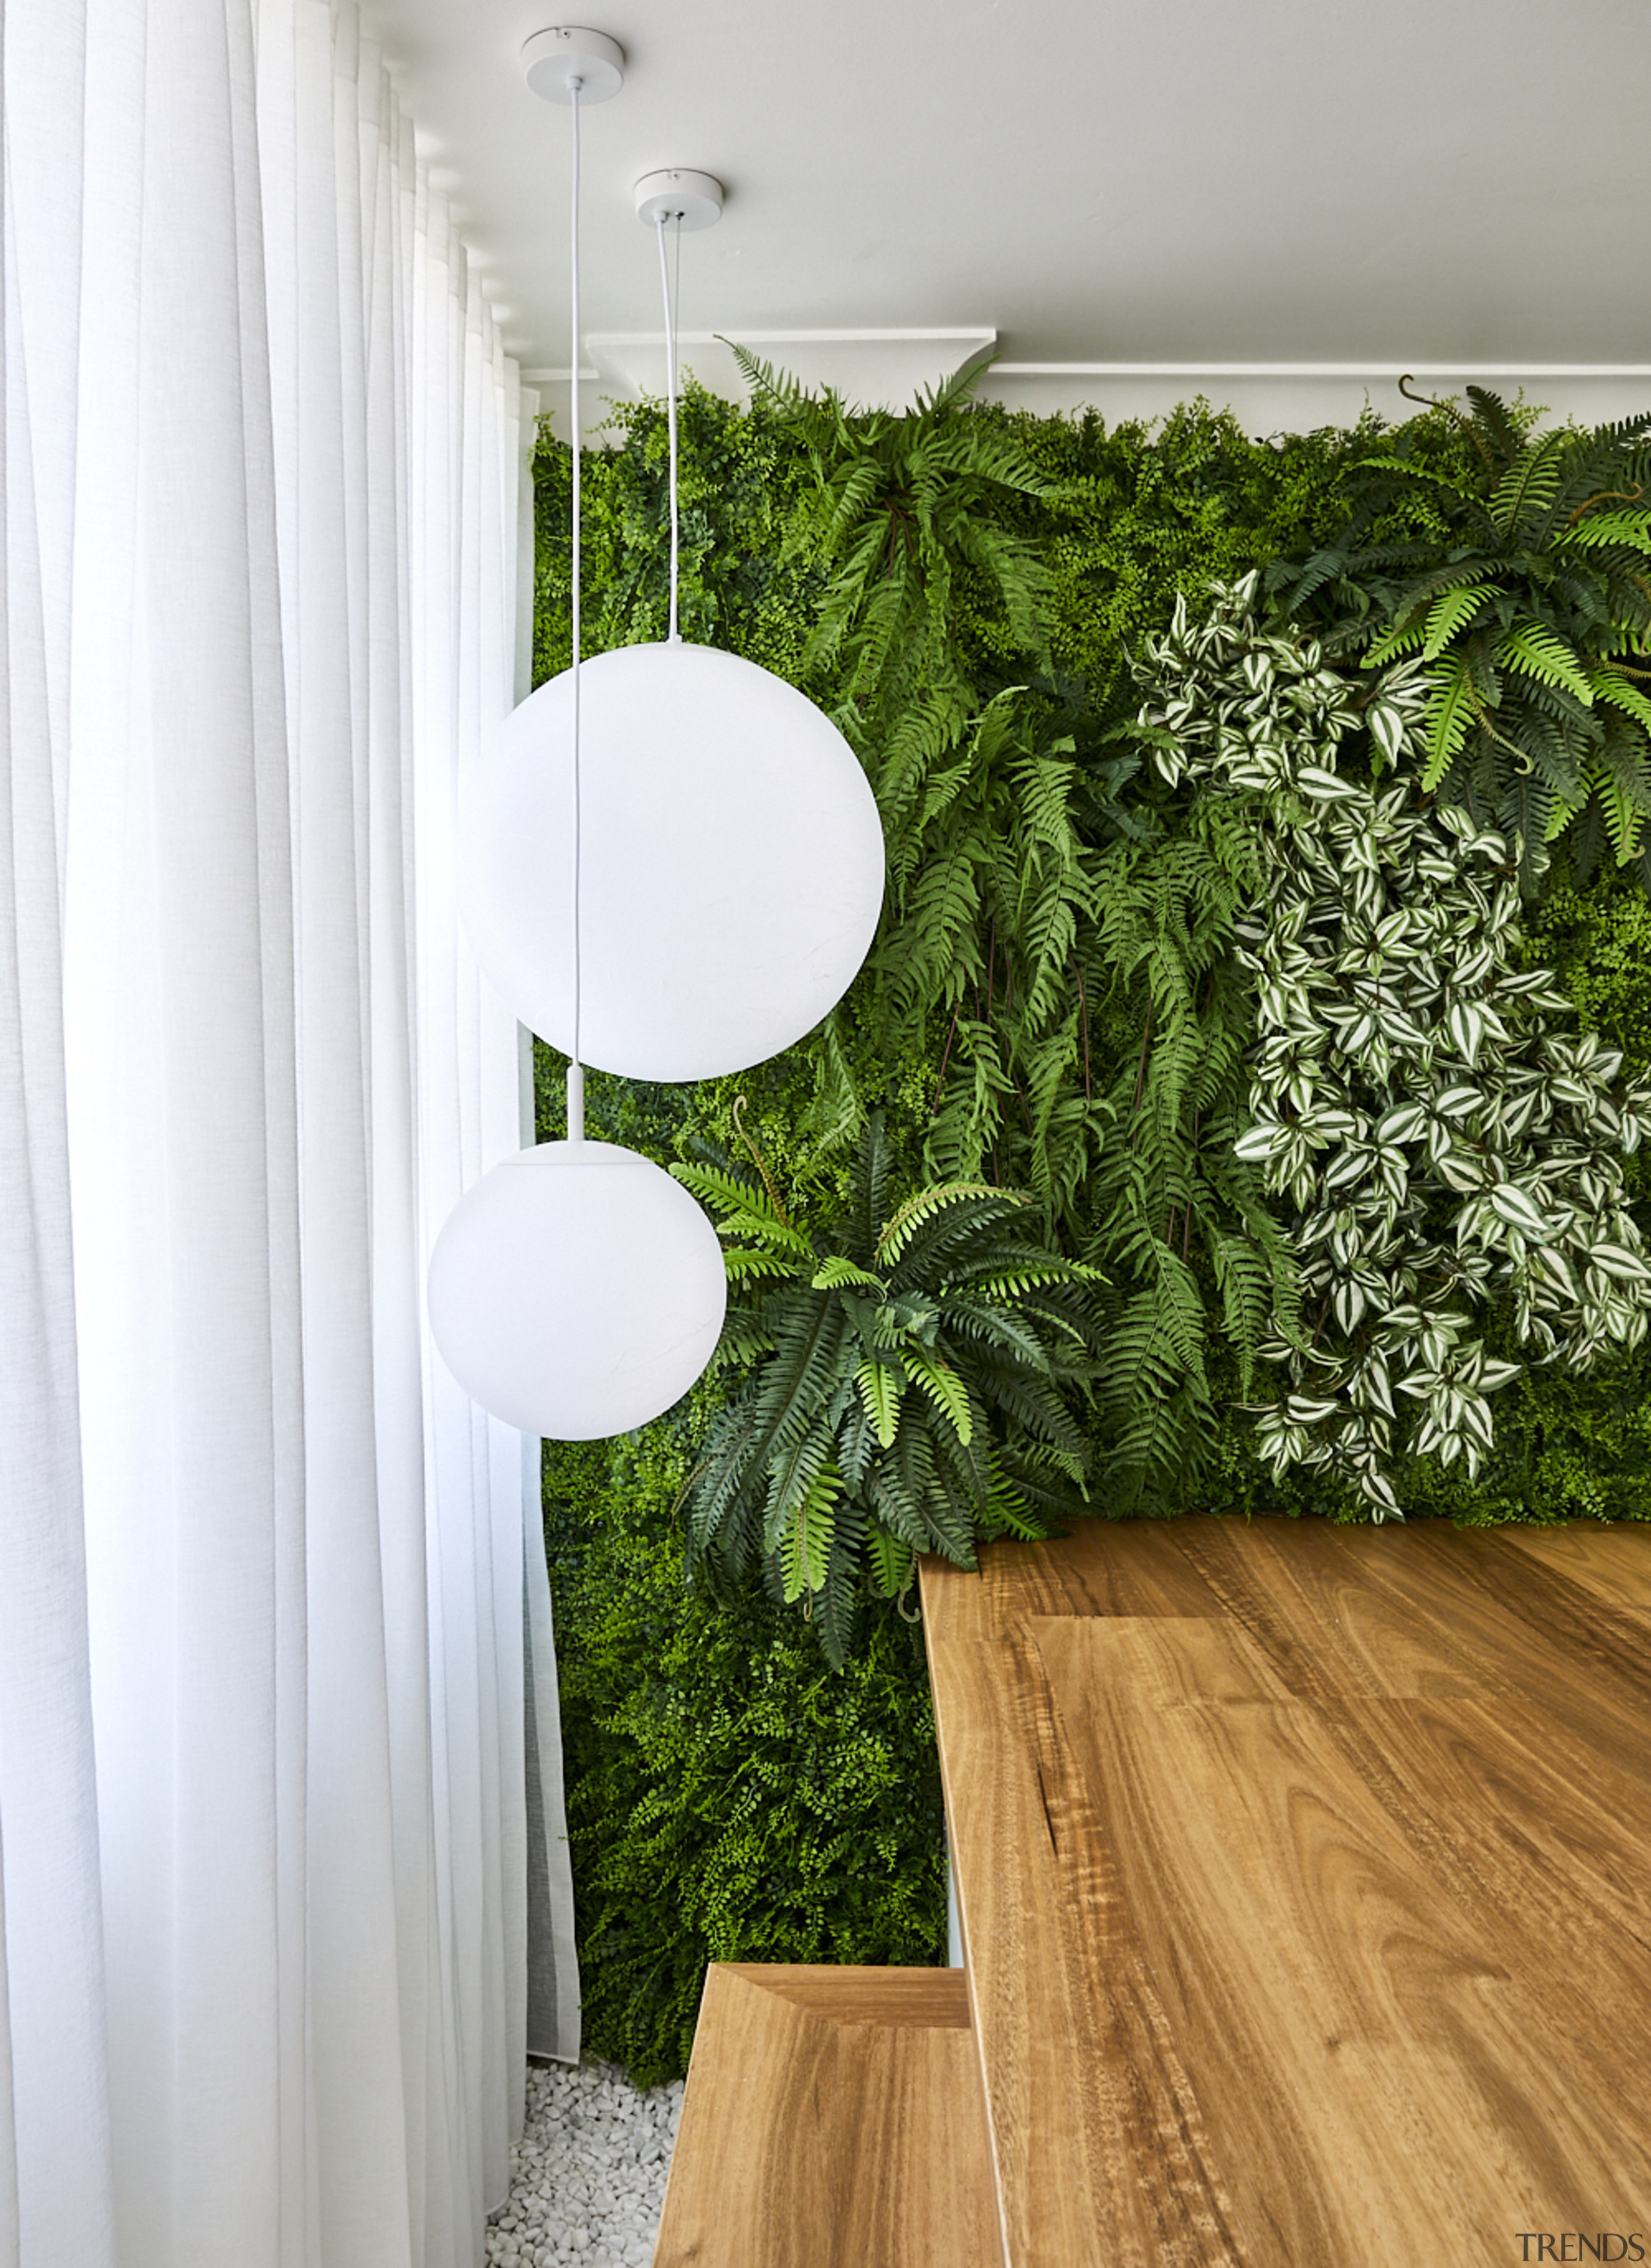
[1139,575,1651,1517]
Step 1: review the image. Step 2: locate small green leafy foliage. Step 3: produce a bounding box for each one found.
[1201,1324,1651,1527]
[1145,577,1651,1516]
[535,386,1425,1267]
[1528,866,1651,1095]
[1272,386,1651,890]
[1006,400,1382,721]
[1396,1336,1651,1524]
[544,1425,944,2087]
[533,381,823,681]
[672,1110,1104,1665]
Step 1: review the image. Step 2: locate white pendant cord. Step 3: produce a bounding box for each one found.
[654,210,682,645]
[567,77,586,1140]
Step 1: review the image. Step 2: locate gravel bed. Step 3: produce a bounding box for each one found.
[485,2058,685,2267]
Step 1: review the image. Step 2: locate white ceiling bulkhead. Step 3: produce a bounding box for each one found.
[359,0,1650,431]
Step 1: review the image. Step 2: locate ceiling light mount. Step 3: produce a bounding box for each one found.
[522,26,624,105]
[635,169,724,231]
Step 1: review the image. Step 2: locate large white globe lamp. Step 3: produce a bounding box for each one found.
[461,639,885,1082]
[427,1135,727,1439]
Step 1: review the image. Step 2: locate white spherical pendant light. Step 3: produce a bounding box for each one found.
[428,1136,727,1439]
[462,640,885,1081]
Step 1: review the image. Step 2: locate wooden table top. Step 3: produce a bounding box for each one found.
[921,1516,1651,2268]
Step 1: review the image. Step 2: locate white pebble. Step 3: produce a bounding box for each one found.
[484,2058,682,2268]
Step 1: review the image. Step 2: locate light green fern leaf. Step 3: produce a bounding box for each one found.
[1421,581,1490,658]
[1497,621,1594,706]
[854,1357,903,1448]
[778,1455,841,1604]
[876,1180,1014,1265]
[1423,656,1479,790]
[900,1349,975,1444]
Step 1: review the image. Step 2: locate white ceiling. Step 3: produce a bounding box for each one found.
[360,0,1651,430]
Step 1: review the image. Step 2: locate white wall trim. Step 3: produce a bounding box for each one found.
[992,362,1651,380]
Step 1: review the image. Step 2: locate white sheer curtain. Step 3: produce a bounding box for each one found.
[0,1,574,2263]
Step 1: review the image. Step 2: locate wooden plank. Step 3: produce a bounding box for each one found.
[923,1517,1651,2267]
[1498,1518,1651,1609]
[651,1966,1003,2268]
[715,1962,972,2027]
[923,1519,1228,1643]
[1174,1517,1651,1706]
[927,1626,1240,2267]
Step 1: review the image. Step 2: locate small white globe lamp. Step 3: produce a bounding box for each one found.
[462,640,885,1082]
[427,1123,727,1439]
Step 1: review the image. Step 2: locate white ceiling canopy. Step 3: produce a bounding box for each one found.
[360,0,1651,431]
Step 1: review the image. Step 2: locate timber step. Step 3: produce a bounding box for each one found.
[922,1514,1651,2267]
[650,1964,1002,2267]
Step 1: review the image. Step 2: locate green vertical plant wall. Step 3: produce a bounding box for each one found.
[533,375,1651,2084]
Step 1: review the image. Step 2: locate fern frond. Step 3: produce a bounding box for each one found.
[1488,429,1566,537]
[1590,666,1651,738]
[900,1348,975,1444]
[940,1297,1055,1371]
[1497,620,1595,706]
[722,1248,802,1284]
[854,1356,904,1448]
[866,1523,916,1600]
[1556,509,1651,553]
[726,340,836,427]
[772,1445,841,1603]
[811,1256,885,1292]
[1459,386,1526,468]
[1420,580,1495,657]
[875,1179,1018,1265]
[671,1160,813,1252]
[1423,655,1480,790]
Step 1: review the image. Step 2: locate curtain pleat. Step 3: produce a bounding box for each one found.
[0,2,575,2263]
[0,6,119,2262]
[524,1479,580,2064]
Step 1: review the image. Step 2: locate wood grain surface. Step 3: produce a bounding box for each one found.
[651,1965,1003,2267]
[922,1517,1651,2267]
